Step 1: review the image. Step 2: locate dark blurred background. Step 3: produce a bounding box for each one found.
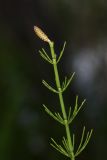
[0,0,107,160]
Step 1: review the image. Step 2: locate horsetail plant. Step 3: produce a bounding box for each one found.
[34,26,93,160]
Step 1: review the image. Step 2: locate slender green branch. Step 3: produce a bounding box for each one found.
[42,80,59,93]
[57,41,66,63]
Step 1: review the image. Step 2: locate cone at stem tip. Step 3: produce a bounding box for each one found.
[34,26,51,43]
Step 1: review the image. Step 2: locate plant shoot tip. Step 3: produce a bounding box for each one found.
[34,26,51,43]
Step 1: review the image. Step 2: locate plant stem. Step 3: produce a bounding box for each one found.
[49,42,75,160]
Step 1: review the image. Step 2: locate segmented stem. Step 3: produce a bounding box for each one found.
[49,42,75,160]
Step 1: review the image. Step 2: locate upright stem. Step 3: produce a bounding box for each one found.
[49,42,75,160]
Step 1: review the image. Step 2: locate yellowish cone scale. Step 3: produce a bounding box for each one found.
[34,26,51,43]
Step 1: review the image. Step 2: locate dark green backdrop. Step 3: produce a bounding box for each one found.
[0,0,107,160]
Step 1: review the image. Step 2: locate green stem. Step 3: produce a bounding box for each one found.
[49,42,75,160]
